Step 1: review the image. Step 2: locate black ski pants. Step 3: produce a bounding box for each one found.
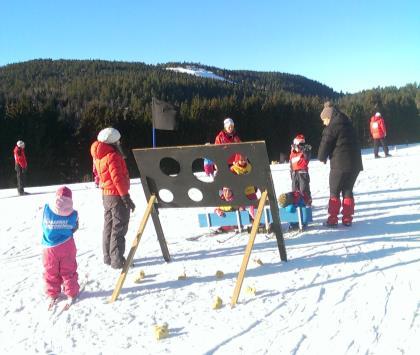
[373,138,389,156]
[291,170,312,200]
[329,170,359,199]
[15,164,26,194]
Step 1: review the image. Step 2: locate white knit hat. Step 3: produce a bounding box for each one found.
[224,117,234,127]
[97,127,121,144]
[375,112,381,117]
[16,140,25,148]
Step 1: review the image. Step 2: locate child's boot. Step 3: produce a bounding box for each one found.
[342,197,354,226]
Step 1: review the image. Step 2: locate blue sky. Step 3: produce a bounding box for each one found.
[1,0,419,93]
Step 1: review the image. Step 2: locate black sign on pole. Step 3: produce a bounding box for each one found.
[152,97,177,131]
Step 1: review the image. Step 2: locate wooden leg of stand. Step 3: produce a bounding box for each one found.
[231,190,268,308]
[109,195,156,303]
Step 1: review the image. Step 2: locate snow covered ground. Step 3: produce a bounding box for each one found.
[1,143,419,355]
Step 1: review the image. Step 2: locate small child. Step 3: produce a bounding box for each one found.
[215,187,235,217]
[278,191,306,211]
[278,191,307,230]
[203,158,215,177]
[42,186,79,305]
[289,134,312,206]
[214,154,257,219]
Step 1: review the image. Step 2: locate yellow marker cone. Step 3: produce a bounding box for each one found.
[134,270,146,283]
[178,272,187,280]
[245,286,256,296]
[215,270,224,279]
[254,258,263,266]
[154,323,169,340]
[212,296,223,309]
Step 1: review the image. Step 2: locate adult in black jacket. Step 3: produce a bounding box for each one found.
[318,101,363,226]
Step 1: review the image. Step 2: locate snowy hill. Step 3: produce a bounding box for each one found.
[1,144,419,354]
[166,66,228,82]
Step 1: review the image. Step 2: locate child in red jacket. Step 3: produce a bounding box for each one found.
[289,134,312,206]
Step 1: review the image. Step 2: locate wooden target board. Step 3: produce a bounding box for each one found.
[132,141,287,262]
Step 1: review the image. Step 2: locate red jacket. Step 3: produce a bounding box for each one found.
[214,130,241,145]
[13,146,28,169]
[370,115,386,139]
[289,150,309,171]
[215,130,241,164]
[90,141,130,196]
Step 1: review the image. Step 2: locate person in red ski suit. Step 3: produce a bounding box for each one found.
[42,186,80,302]
[214,117,241,166]
[289,134,312,206]
[13,140,28,195]
[370,112,390,158]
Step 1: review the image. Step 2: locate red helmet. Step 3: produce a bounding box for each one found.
[293,134,305,145]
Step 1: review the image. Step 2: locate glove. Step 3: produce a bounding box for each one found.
[122,194,135,212]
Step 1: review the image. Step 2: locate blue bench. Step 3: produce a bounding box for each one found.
[198,206,312,231]
[198,210,251,230]
[260,206,313,225]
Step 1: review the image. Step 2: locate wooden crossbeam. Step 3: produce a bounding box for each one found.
[109,195,156,303]
[231,190,268,307]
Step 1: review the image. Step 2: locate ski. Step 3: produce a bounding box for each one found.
[216,231,242,243]
[51,276,89,320]
[48,298,59,311]
[186,228,229,241]
[61,277,89,311]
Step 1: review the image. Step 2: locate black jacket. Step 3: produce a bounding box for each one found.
[318,111,363,172]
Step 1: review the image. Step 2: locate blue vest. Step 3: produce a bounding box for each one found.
[42,204,78,247]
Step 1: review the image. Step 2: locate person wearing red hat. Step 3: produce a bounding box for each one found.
[215,154,257,220]
[289,134,312,206]
[13,140,28,195]
[42,186,80,305]
[369,112,390,158]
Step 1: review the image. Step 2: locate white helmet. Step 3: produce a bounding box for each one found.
[16,140,25,148]
[375,112,381,117]
[97,127,121,144]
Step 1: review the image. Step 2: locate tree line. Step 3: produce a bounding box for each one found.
[0,59,418,188]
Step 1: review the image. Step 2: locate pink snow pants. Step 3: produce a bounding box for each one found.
[43,238,79,298]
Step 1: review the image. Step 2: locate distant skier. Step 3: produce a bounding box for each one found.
[318,101,363,227]
[13,140,28,196]
[289,134,312,206]
[370,112,391,158]
[90,127,135,269]
[42,186,80,305]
